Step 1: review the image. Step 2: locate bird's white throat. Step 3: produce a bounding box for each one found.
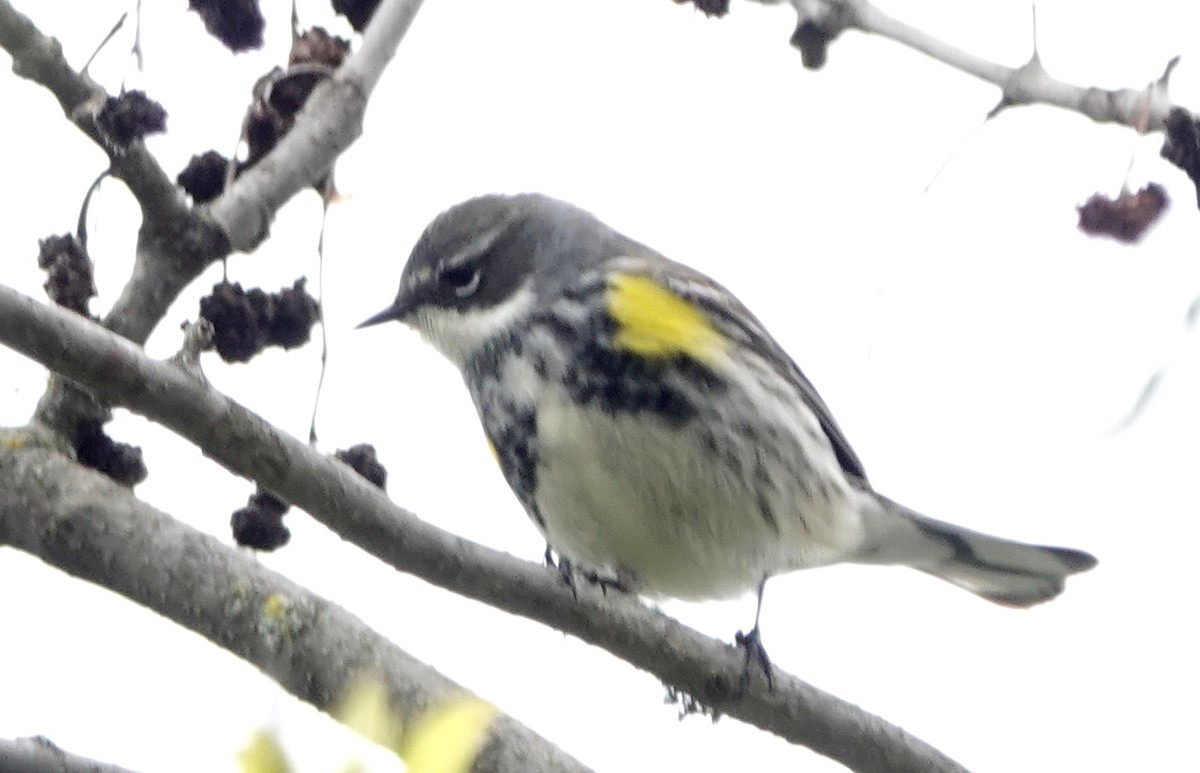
[409,286,536,368]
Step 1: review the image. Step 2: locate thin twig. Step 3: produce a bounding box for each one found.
[132,0,143,71]
[308,183,334,445]
[76,168,110,254]
[82,11,127,74]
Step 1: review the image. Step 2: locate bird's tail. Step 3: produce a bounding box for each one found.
[855,493,1097,607]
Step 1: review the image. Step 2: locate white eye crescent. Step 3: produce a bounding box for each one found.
[442,264,482,297]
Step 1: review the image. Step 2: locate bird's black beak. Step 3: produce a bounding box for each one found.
[356,298,409,329]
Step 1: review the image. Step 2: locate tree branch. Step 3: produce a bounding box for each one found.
[0,737,141,773]
[0,443,590,773]
[0,283,970,773]
[0,0,204,254]
[204,0,427,251]
[0,0,426,442]
[783,0,1185,131]
[0,0,428,262]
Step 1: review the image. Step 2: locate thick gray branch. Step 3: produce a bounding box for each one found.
[0,446,589,773]
[0,283,970,773]
[0,737,140,773]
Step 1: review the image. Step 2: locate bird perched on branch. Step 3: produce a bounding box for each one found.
[360,193,1096,682]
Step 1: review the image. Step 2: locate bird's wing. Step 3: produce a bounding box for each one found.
[637,256,872,488]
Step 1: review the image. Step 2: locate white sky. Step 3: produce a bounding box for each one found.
[2,0,1200,771]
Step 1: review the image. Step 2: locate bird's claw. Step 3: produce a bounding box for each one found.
[734,625,774,693]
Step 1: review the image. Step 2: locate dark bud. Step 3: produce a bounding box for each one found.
[268,278,321,350]
[199,281,268,362]
[241,84,291,172]
[1077,184,1169,244]
[237,33,345,174]
[790,20,833,69]
[96,91,167,147]
[1161,107,1200,208]
[37,234,96,316]
[75,421,148,487]
[198,279,321,363]
[250,488,289,517]
[332,0,383,32]
[267,71,326,118]
[240,64,338,173]
[261,28,350,119]
[335,444,387,490]
[231,488,291,551]
[671,0,729,17]
[290,27,350,68]
[189,0,265,52]
[177,150,230,204]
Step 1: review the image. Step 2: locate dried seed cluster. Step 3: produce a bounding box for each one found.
[37,234,96,316]
[97,91,167,147]
[198,279,321,363]
[188,0,265,52]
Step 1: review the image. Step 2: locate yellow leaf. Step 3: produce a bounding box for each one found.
[336,759,369,773]
[335,674,406,752]
[402,697,498,773]
[237,728,291,773]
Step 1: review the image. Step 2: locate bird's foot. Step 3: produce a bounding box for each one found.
[734,625,774,693]
[544,547,627,598]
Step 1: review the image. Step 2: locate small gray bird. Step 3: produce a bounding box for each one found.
[361,193,1096,652]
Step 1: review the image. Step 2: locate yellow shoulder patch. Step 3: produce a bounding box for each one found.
[606,272,726,365]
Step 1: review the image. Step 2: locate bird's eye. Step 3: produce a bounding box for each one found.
[441,264,482,297]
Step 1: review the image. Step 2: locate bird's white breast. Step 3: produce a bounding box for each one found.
[530,354,865,601]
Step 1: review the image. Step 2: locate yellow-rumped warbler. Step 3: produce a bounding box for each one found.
[360,193,1095,650]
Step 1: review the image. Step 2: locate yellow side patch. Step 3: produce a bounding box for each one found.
[606,273,726,364]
